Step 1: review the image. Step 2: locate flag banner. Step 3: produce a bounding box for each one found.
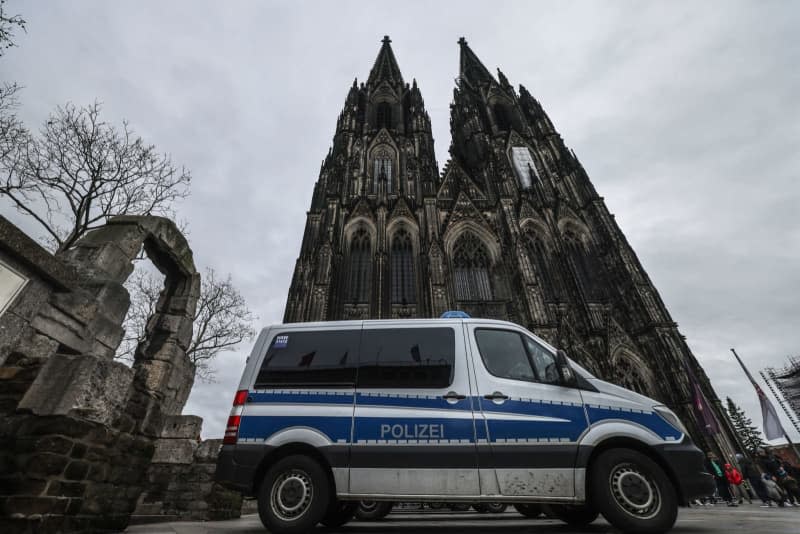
[731,349,786,441]
[757,384,784,441]
[682,357,720,435]
[691,379,721,434]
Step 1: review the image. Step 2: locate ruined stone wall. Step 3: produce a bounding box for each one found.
[0,215,207,533]
[132,416,242,522]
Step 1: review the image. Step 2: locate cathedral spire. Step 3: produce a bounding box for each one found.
[457,37,496,87]
[367,35,404,87]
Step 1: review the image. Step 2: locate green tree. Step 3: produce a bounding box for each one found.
[726,397,767,453]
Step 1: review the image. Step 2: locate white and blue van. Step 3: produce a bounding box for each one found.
[215,317,712,534]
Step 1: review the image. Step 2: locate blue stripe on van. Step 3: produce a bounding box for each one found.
[237,415,352,443]
[479,398,585,421]
[585,405,682,441]
[241,392,681,444]
[249,391,354,405]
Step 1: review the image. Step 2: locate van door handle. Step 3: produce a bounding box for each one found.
[442,391,467,403]
[483,392,509,403]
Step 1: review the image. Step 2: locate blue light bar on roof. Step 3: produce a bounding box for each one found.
[440,310,471,318]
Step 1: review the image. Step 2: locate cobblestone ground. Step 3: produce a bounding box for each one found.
[126,504,800,533]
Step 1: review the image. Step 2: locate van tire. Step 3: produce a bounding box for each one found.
[547,504,598,526]
[257,454,331,534]
[354,500,393,521]
[474,502,507,514]
[590,448,678,534]
[320,500,357,528]
[514,503,544,518]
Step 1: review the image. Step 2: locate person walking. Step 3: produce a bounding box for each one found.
[762,474,788,506]
[737,453,773,507]
[724,463,746,504]
[774,465,800,505]
[706,452,737,506]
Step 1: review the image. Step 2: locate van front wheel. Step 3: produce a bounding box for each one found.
[257,455,331,534]
[590,448,677,534]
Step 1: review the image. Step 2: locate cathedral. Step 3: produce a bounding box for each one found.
[283,36,740,455]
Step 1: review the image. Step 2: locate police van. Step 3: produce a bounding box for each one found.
[215,316,712,534]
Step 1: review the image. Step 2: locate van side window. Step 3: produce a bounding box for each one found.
[475,329,536,382]
[358,328,455,388]
[522,335,560,385]
[254,330,360,387]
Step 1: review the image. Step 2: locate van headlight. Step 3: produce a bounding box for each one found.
[654,406,688,436]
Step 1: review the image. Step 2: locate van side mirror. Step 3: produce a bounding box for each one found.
[556,350,578,388]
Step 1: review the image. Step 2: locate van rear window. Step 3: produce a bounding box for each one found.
[357,327,455,389]
[254,330,360,387]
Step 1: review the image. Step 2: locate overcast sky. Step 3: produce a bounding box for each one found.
[2,1,799,443]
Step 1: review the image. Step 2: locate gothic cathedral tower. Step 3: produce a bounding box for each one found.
[284,37,741,455]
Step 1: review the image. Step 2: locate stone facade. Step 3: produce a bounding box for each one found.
[283,37,744,458]
[0,215,212,532]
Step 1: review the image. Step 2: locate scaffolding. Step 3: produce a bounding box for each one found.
[761,355,800,436]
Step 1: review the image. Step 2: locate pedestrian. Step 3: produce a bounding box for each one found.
[724,463,746,504]
[706,452,737,506]
[737,453,773,507]
[762,474,788,506]
[774,465,800,505]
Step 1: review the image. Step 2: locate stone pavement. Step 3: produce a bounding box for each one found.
[126,504,800,533]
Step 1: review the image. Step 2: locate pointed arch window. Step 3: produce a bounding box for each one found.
[453,232,493,301]
[614,357,650,395]
[511,147,537,189]
[493,103,511,131]
[391,229,416,304]
[372,147,394,194]
[376,102,392,129]
[564,230,605,301]
[347,227,371,303]
[524,233,557,301]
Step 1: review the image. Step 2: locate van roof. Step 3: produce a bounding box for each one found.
[267,317,522,330]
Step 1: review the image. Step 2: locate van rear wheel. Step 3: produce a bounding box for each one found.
[257,454,330,534]
[590,448,677,534]
[354,500,393,521]
[547,504,598,526]
[514,503,544,518]
[321,500,357,527]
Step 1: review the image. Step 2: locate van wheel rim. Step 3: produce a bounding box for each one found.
[609,463,661,519]
[271,469,313,521]
[360,501,377,512]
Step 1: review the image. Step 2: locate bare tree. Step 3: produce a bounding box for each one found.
[1,102,191,252]
[0,1,27,187]
[117,267,256,381]
[0,0,26,57]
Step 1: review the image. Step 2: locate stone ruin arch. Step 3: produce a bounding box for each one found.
[0,215,240,532]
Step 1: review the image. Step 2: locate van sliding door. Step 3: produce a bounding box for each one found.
[349,321,479,497]
[465,323,589,498]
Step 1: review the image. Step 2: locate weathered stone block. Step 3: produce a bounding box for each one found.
[151,438,197,464]
[29,306,90,354]
[70,442,87,459]
[18,355,133,426]
[25,453,69,477]
[195,439,222,463]
[0,475,48,496]
[64,460,90,481]
[2,495,69,515]
[160,415,202,440]
[46,480,86,498]
[86,463,108,483]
